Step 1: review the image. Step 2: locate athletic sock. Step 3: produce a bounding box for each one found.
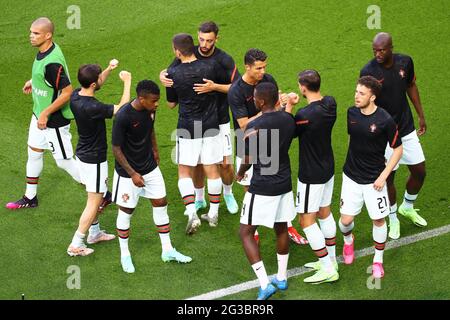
[207,178,222,217]
[304,223,334,273]
[153,206,173,252]
[251,261,269,290]
[389,203,398,222]
[70,230,85,248]
[402,191,418,210]
[339,219,354,245]
[276,253,289,281]
[223,183,233,196]
[25,148,43,199]
[88,220,100,238]
[178,178,196,219]
[116,209,132,257]
[195,187,205,202]
[318,213,337,261]
[373,222,387,263]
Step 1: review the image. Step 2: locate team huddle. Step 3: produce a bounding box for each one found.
[7,18,428,300]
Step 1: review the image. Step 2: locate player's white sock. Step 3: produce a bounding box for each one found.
[153,206,173,253]
[319,213,337,262]
[116,209,132,257]
[276,253,289,281]
[195,187,205,202]
[178,178,196,219]
[339,219,354,245]
[287,220,293,228]
[402,191,418,210]
[223,183,233,196]
[304,223,334,273]
[373,222,387,263]
[389,203,398,222]
[207,178,222,218]
[70,230,85,248]
[55,158,81,183]
[88,220,100,238]
[251,260,269,290]
[25,148,43,199]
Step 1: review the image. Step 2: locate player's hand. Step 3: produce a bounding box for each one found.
[153,150,160,165]
[278,91,289,106]
[37,112,48,130]
[119,71,131,82]
[159,69,173,87]
[373,177,386,192]
[131,172,145,187]
[193,78,216,94]
[417,116,427,136]
[23,80,32,94]
[108,59,119,70]
[287,92,300,105]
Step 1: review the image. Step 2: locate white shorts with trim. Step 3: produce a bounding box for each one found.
[219,122,233,157]
[240,191,296,228]
[112,166,166,208]
[235,156,253,186]
[385,130,425,170]
[78,160,108,193]
[27,115,74,160]
[296,176,334,214]
[176,135,222,166]
[340,173,389,220]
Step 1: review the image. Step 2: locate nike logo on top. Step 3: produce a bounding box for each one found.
[246,96,253,102]
[132,122,139,128]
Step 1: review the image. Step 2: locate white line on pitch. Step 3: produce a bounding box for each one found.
[186,224,450,300]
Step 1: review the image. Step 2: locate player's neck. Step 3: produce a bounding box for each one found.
[381,55,394,68]
[79,87,95,97]
[198,46,215,58]
[39,40,53,53]
[180,54,197,63]
[242,73,258,86]
[360,103,377,115]
[306,92,323,104]
[131,98,143,111]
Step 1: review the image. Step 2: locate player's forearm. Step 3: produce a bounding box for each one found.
[407,84,425,118]
[151,130,159,153]
[167,101,178,109]
[117,80,132,107]
[112,145,137,177]
[42,85,73,115]
[237,162,252,177]
[379,145,403,181]
[97,67,112,87]
[214,83,231,94]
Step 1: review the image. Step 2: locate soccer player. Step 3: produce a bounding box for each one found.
[287,70,339,284]
[339,76,403,279]
[112,80,192,273]
[67,62,131,256]
[228,48,307,245]
[6,17,80,209]
[361,32,427,239]
[237,82,296,300]
[165,33,223,234]
[159,21,240,215]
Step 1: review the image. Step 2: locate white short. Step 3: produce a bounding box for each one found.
[27,115,74,160]
[220,122,233,157]
[235,156,253,186]
[296,176,334,214]
[385,130,425,170]
[78,160,108,193]
[240,191,296,228]
[112,167,166,208]
[175,135,222,166]
[340,173,389,220]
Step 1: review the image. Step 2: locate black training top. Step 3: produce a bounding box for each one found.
[166,59,221,139]
[112,103,157,177]
[360,53,416,137]
[295,96,337,184]
[343,106,402,184]
[244,111,295,196]
[70,88,114,163]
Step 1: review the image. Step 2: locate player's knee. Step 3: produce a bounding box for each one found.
[373,218,385,227]
[119,206,134,214]
[152,198,168,207]
[412,165,426,183]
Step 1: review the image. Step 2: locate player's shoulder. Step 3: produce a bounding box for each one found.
[263,73,276,83]
[361,58,379,74]
[394,53,413,66]
[347,106,359,116]
[229,76,243,92]
[376,105,393,119]
[115,103,131,119]
[322,95,337,107]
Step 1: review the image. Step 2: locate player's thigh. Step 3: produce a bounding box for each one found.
[200,134,222,165]
[142,167,167,200]
[340,174,364,216]
[45,124,74,160]
[240,192,279,228]
[363,183,390,220]
[176,137,201,166]
[79,160,108,193]
[235,156,253,186]
[275,191,296,223]
[296,180,325,214]
[112,170,140,209]
[27,115,49,150]
[320,175,335,208]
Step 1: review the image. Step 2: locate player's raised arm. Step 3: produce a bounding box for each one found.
[113,71,132,114]
[97,58,119,87]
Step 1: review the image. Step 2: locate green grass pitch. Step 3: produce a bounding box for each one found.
[0,0,449,300]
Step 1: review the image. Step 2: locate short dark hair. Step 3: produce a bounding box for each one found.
[198,21,219,35]
[358,75,382,97]
[77,64,102,88]
[172,33,195,56]
[254,82,278,108]
[136,80,160,97]
[298,69,321,92]
[244,48,267,66]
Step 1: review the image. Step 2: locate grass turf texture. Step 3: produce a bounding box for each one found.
[0,0,449,299]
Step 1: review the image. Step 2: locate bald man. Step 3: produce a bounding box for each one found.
[6,17,82,210]
[360,32,427,239]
